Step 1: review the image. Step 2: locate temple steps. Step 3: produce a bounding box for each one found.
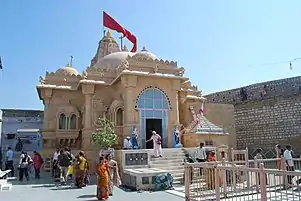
[149,148,187,185]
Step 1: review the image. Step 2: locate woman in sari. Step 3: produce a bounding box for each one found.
[83,153,90,187]
[105,154,121,196]
[96,156,109,200]
[75,151,86,188]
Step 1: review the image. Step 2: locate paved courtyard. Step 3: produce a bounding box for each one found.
[1,174,184,201]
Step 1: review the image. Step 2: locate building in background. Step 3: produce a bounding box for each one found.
[0,109,43,167]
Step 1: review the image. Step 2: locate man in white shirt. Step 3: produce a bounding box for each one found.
[5,147,14,176]
[123,137,132,149]
[195,142,207,174]
[52,148,60,177]
[284,145,294,184]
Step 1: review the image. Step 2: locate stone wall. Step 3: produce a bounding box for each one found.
[204,76,301,157]
[204,103,236,149]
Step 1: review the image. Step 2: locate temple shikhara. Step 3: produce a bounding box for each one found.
[36,15,233,163]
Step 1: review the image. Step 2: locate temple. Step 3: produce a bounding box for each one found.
[36,30,232,161]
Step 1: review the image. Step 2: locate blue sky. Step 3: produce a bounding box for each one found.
[1,1,301,110]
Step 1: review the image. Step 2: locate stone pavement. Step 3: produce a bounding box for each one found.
[0,174,184,201]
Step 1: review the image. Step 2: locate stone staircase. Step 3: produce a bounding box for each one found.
[149,148,186,185]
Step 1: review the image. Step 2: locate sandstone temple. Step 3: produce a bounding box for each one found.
[36,30,235,159]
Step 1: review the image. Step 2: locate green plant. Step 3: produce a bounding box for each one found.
[91,118,118,149]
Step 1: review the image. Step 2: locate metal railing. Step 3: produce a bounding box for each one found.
[184,159,301,201]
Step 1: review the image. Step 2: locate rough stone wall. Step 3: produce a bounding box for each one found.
[204,76,301,157]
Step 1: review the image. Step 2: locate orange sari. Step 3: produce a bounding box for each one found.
[96,162,109,200]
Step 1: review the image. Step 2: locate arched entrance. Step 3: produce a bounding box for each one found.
[137,88,169,149]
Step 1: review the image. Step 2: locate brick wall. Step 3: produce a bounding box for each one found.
[204,76,301,156]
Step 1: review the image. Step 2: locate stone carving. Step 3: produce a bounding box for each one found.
[39,76,45,84]
[82,70,88,78]
[181,81,198,92]
[125,152,148,166]
[153,65,159,73]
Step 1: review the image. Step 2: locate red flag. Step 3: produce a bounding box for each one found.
[103,12,137,52]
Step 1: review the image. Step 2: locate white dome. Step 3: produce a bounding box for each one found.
[134,46,157,60]
[55,66,79,76]
[94,52,134,69]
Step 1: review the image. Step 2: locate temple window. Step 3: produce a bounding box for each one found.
[116,108,123,126]
[69,114,77,129]
[58,113,67,129]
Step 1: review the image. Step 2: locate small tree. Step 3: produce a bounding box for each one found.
[91,118,118,149]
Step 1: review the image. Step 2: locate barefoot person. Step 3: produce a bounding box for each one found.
[96,156,109,200]
[146,131,162,157]
[106,154,121,196]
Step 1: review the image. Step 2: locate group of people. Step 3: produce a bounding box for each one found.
[51,148,121,200]
[52,148,89,188]
[4,146,44,181]
[124,130,163,158]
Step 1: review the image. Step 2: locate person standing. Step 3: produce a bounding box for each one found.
[58,149,71,184]
[275,144,283,170]
[195,142,207,175]
[5,147,14,177]
[33,151,43,179]
[284,145,295,185]
[146,131,163,157]
[96,156,110,200]
[18,152,32,181]
[52,148,60,177]
[106,154,121,196]
[75,151,86,188]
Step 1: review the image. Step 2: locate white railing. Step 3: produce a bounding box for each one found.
[184,159,301,201]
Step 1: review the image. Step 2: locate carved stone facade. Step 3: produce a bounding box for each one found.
[36,30,232,162]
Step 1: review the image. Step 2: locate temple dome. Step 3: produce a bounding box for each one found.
[55,64,79,76]
[94,51,134,69]
[134,46,157,60]
[93,46,158,69]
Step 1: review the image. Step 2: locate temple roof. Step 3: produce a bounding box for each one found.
[193,115,228,135]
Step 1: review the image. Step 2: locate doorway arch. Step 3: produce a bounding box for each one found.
[137,87,169,148]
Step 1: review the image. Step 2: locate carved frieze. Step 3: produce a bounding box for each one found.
[121,75,137,88]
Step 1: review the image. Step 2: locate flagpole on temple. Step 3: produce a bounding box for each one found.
[119,35,125,50]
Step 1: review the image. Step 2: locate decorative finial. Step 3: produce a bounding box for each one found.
[123,45,129,51]
[66,63,70,67]
[106,30,112,37]
[142,46,147,51]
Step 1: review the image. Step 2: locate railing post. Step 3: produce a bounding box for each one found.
[221,158,227,198]
[254,157,259,192]
[259,163,267,201]
[184,164,191,201]
[215,163,221,201]
[281,156,287,189]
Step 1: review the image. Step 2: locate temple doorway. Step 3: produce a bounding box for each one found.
[136,88,170,148]
[145,118,162,149]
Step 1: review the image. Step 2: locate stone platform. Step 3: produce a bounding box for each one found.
[123,168,167,190]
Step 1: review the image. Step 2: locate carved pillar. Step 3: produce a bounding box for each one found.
[43,98,51,130]
[84,94,92,129]
[168,80,181,147]
[82,84,95,150]
[122,75,137,137]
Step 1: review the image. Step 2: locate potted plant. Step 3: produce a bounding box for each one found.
[91,117,118,158]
